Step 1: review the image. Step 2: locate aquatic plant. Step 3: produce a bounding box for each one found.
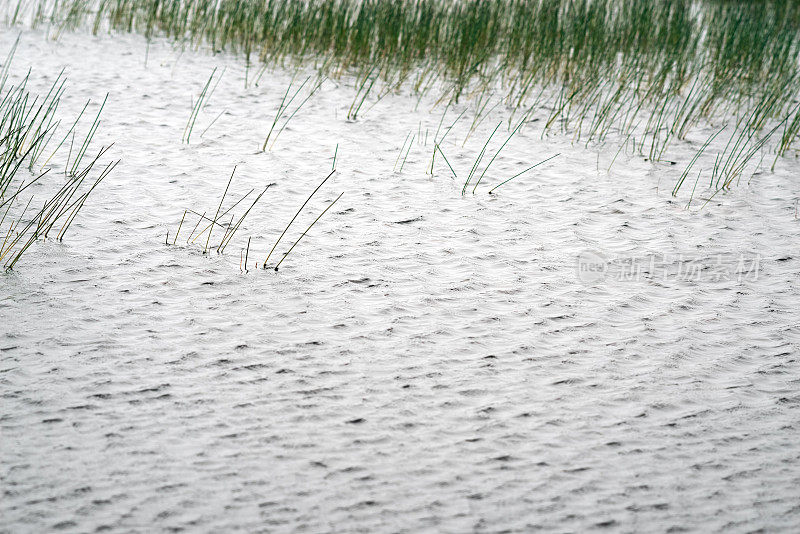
[462,122,500,195]
[0,43,116,269]
[273,191,343,272]
[433,143,457,181]
[488,153,561,194]
[183,66,221,144]
[673,102,797,200]
[470,119,525,194]
[393,131,415,173]
[262,73,324,151]
[175,166,269,254]
[263,168,335,268]
[6,0,799,192]
[19,0,796,144]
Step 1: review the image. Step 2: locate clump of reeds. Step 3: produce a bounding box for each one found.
[673,99,799,206]
[0,43,117,269]
[29,0,800,159]
[172,166,270,257]
[170,162,343,272]
[427,114,560,195]
[10,0,800,191]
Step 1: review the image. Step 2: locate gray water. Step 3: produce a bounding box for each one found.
[2,30,800,533]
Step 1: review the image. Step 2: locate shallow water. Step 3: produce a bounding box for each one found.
[2,30,800,533]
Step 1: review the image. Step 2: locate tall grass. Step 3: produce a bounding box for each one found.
[263,168,335,268]
[5,0,799,198]
[0,46,117,269]
[10,0,797,166]
[183,66,221,144]
[262,73,324,151]
[175,166,269,254]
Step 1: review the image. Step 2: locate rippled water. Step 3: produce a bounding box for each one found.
[2,30,800,533]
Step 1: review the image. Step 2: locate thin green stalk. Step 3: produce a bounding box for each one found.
[274,192,343,271]
[264,168,336,267]
[488,153,561,194]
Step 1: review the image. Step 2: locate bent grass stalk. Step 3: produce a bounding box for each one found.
[398,133,415,173]
[218,184,272,253]
[673,126,725,196]
[186,210,206,243]
[204,165,235,253]
[200,108,226,138]
[273,192,343,271]
[57,159,119,240]
[462,121,501,195]
[173,209,187,244]
[262,74,307,151]
[394,132,411,172]
[471,120,524,193]
[268,76,325,150]
[190,188,254,244]
[427,103,450,175]
[68,93,107,175]
[434,143,458,180]
[429,107,466,174]
[487,153,561,194]
[183,67,217,144]
[263,169,336,268]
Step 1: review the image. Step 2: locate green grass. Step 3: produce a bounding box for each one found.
[0,41,117,269]
[6,0,799,205]
[176,166,269,254]
[183,66,220,144]
[13,0,795,172]
[488,153,561,194]
[273,191,343,271]
[263,168,336,269]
